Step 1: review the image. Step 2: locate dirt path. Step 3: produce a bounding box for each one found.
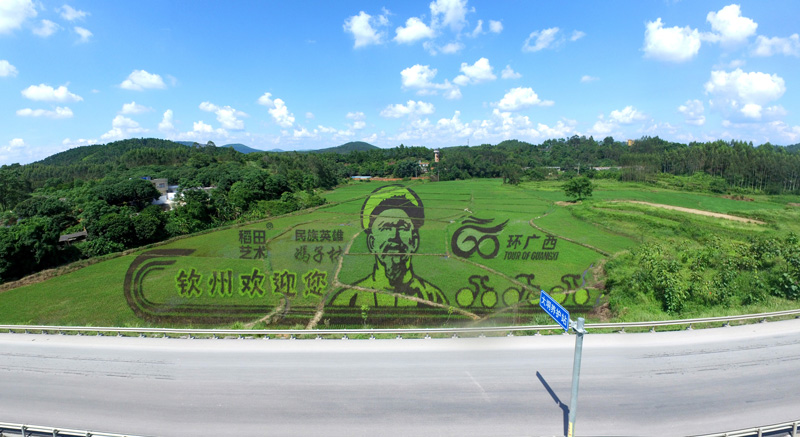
[609,201,766,224]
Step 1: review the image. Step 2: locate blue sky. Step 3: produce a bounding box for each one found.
[1,0,799,164]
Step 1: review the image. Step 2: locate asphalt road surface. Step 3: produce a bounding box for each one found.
[2,320,800,437]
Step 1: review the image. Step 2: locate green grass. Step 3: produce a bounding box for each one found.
[2,177,799,328]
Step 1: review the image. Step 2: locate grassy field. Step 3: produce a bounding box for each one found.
[1,177,799,328]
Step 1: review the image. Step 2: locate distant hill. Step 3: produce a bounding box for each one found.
[175,141,268,154]
[307,141,379,154]
[38,138,187,166]
[173,140,376,154]
[222,143,264,154]
[787,143,800,154]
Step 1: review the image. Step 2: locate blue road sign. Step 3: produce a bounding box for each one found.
[539,290,570,331]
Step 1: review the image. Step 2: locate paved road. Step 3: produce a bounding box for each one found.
[1,320,800,437]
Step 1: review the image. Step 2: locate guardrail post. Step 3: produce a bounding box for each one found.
[793,420,797,437]
[757,426,762,437]
[21,425,26,437]
[53,429,59,436]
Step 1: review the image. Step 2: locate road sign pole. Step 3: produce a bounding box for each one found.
[567,317,585,437]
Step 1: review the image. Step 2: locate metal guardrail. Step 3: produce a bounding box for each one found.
[0,422,148,437]
[692,419,798,437]
[2,419,797,437]
[0,309,799,338]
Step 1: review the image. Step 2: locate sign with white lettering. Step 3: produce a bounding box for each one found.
[539,289,570,331]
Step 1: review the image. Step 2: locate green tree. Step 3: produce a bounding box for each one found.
[563,176,594,201]
[394,158,420,178]
[501,164,522,185]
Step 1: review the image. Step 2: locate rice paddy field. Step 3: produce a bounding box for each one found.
[1,178,799,329]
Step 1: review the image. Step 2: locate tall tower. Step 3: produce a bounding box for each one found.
[434,149,440,163]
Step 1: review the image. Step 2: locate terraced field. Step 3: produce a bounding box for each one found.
[2,178,798,328]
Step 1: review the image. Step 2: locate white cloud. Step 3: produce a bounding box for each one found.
[393,109,576,145]
[740,103,762,119]
[21,84,83,102]
[501,65,521,79]
[704,69,786,120]
[33,19,59,37]
[305,112,314,119]
[0,0,36,35]
[678,99,705,125]
[193,121,213,133]
[74,26,92,43]
[215,107,246,130]
[16,106,73,118]
[101,115,148,140]
[402,65,436,89]
[120,70,166,91]
[293,127,316,139]
[0,138,27,164]
[343,10,388,48]
[270,99,295,127]
[316,125,354,141]
[468,20,483,38]
[199,101,247,130]
[0,60,18,77]
[59,5,88,21]
[489,20,502,34]
[435,111,473,137]
[643,18,701,62]
[112,115,141,130]
[257,92,274,106]
[430,0,470,33]
[174,120,230,142]
[422,40,464,55]
[346,111,366,130]
[765,121,800,143]
[609,106,647,124]
[570,30,586,41]
[362,133,379,143]
[706,4,757,46]
[380,100,435,118]
[495,87,553,111]
[158,109,174,132]
[453,57,496,86]
[441,41,464,54]
[198,101,218,112]
[753,34,800,57]
[258,93,295,127]
[580,75,598,83]
[523,27,560,52]
[62,138,97,148]
[400,64,459,98]
[394,17,434,44]
[121,101,151,114]
[591,119,615,136]
[589,107,647,137]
